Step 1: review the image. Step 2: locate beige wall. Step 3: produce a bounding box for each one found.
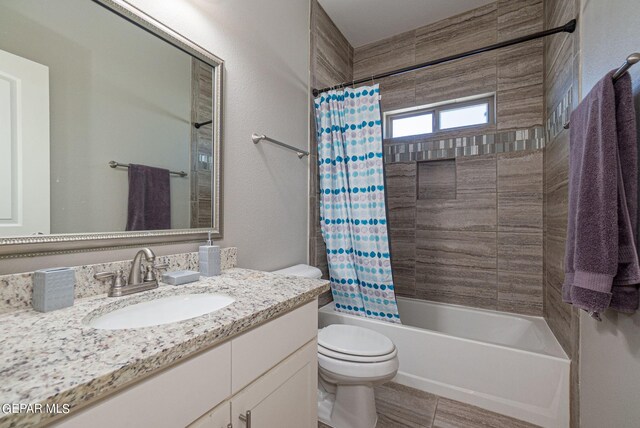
[0,0,311,274]
[578,0,640,426]
[0,0,192,233]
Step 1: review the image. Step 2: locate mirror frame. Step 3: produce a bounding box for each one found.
[0,0,224,259]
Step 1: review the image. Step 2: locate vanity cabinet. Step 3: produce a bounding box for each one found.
[230,340,317,428]
[53,300,318,428]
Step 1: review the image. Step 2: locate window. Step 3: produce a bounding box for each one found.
[390,113,433,138]
[385,95,494,139]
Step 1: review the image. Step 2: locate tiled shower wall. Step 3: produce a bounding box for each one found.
[357,0,546,316]
[309,0,353,283]
[542,0,581,426]
[310,0,547,316]
[190,59,214,228]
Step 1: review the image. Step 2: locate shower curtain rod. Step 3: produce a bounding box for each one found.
[312,19,577,97]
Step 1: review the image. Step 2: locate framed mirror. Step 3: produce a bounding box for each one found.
[0,0,223,258]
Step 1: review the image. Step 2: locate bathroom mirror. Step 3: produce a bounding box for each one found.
[0,0,223,258]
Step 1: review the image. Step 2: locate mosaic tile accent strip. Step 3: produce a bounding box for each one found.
[0,247,237,315]
[546,86,573,141]
[383,127,545,163]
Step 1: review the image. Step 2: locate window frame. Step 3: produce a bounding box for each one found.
[384,94,495,139]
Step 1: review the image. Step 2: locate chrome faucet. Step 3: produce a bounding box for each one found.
[129,247,156,286]
[94,248,168,297]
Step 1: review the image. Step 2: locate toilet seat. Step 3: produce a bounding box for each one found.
[318,324,395,357]
[318,343,397,363]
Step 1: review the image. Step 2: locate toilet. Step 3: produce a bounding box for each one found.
[272,264,400,428]
[272,263,323,279]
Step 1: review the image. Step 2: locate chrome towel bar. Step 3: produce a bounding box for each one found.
[108,161,188,177]
[252,133,309,158]
[564,52,640,129]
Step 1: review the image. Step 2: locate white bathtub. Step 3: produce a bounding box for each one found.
[319,297,570,428]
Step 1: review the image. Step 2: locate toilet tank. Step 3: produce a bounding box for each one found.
[272,264,323,279]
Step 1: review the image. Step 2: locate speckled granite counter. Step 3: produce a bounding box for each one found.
[0,269,329,428]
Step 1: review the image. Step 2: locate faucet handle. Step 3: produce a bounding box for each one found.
[149,262,170,282]
[114,269,127,287]
[95,270,127,295]
[94,271,115,283]
[143,263,169,283]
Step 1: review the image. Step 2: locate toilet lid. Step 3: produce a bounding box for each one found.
[318,343,398,363]
[318,325,395,357]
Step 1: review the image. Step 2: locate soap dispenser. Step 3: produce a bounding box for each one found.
[199,231,221,277]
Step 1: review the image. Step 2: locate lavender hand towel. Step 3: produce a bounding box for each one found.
[563,70,640,314]
[125,164,171,231]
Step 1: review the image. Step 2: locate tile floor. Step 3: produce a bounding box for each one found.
[318,382,539,428]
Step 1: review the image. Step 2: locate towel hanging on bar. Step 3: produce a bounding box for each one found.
[564,53,640,129]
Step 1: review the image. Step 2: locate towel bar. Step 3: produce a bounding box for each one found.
[108,161,188,177]
[563,53,640,129]
[252,133,309,158]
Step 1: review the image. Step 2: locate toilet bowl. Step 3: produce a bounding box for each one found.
[317,324,399,428]
[271,265,399,428]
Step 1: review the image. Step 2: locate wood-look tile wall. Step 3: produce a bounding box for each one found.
[354,1,544,133]
[190,59,214,228]
[542,0,581,426]
[387,149,543,315]
[309,0,354,293]
[353,1,545,315]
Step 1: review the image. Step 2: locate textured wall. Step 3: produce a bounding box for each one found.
[309,0,354,285]
[542,0,581,426]
[352,1,545,315]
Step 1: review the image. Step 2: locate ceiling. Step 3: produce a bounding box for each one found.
[318,0,495,47]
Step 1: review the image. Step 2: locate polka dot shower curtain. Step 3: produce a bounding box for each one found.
[314,84,401,323]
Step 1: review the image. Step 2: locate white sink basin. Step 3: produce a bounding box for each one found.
[87,293,235,330]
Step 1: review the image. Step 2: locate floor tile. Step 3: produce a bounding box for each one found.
[433,398,539,428]
[318,383,539,428]
[374,382,438,427]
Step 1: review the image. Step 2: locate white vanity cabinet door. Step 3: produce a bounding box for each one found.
[188,400,231,428]
[53,342,231,428]
[231,339,317,428]
[231,300,318,394]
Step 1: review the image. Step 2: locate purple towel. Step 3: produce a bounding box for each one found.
[125,164,171,231]
[563,70,640,316]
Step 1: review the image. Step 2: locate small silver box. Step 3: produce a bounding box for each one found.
[32,267,75,312]
[162,270,201,285]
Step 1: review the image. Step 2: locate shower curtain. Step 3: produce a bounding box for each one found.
[314,84,400,323]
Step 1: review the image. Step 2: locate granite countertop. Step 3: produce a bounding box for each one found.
[0,268,329,428]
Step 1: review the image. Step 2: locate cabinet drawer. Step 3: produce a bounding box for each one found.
[54,342,231,428]
[231,299,317,393]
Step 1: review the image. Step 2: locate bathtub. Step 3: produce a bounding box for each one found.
[318,297,570,428]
